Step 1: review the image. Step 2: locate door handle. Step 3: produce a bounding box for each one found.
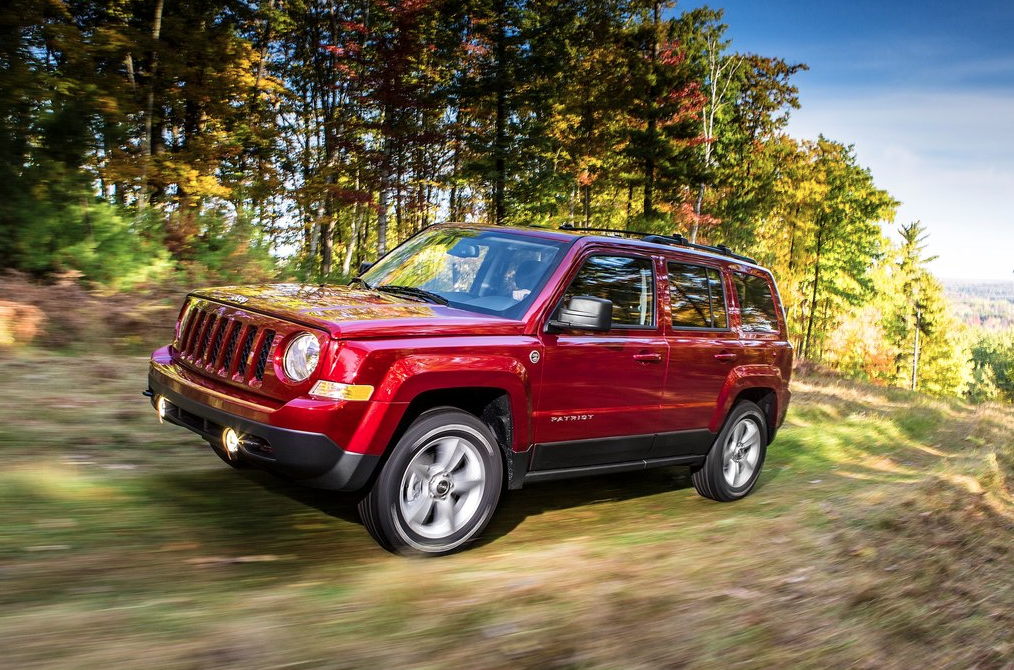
[714,352,738,363]
[633,352,663,363]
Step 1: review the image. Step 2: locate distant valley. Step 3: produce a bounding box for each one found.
[944,279,1014,330]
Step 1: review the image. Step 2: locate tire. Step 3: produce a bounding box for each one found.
[692,401,767,502]
[358,407,504,556]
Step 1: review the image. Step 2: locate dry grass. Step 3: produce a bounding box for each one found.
[0,271,185,351]
[1,351,1013,670]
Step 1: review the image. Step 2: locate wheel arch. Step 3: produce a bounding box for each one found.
[710,370,781,443]
[385,386,519,488]
[729,387,777,444]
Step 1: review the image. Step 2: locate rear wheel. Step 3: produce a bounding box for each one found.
[692,401,767,502]
[358,408,503,555]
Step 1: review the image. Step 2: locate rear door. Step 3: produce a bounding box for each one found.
[532,252,668,470]
[651,260,741,458]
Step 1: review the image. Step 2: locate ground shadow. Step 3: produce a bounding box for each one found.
[477,466,698,547]
[151,458,780,556]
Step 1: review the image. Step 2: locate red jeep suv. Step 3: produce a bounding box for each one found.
[147,224,792,554]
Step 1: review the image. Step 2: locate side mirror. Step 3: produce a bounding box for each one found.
[357,261,374,276]
[548,296,612,333]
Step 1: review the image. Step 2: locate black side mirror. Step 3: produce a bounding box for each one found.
[357,261,374,276]
[547,296,612,333]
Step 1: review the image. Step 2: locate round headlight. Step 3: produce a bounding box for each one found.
[283,332,320,382]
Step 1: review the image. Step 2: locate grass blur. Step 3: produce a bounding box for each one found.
[1,352,1013,669]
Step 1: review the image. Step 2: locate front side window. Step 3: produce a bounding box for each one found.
[733,273,780,333]
[560,255,655,328]
[668,262,728,329]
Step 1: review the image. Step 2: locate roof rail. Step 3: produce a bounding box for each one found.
[559,224,756,264]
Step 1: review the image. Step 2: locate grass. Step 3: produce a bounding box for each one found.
[1,352,1013,669]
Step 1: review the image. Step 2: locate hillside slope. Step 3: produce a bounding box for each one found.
[1,352,1012,669]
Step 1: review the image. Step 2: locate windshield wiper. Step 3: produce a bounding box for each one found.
[376,285,449,305]
[349,276,371,289]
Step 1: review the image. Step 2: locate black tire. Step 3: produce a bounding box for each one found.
[358,407,503,556]
[692,401,767,502]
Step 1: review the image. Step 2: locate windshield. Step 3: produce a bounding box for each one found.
[359,227,570,319]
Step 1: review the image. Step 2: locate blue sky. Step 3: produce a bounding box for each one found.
[679,0,1014,280]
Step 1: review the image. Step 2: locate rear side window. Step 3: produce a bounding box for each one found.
[668,262,727,329]
[733,273,780,333]
[561,255,655,328]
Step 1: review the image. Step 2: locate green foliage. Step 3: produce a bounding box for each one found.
[0,0,984,400]
[177,211,280,286]
[968,331,1014,403]
[2,159,173,289]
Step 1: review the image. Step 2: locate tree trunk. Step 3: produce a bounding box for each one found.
[692,183,705,242]
[583,184,591,227]
[343,209,358,276]
[493,0,508,225]
[377,101,394,256]
[319,195,332,277]
[642,2,661,222]
[802,221,825,360]
[449,139,460,221]
[138,0,164,211]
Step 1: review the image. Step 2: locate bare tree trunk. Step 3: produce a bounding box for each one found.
[343,208,359,276]
[911,307,921,391]
[693,36,740,243]
[342,169,362,276]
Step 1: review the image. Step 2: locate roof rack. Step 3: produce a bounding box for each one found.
[558,224,756,264]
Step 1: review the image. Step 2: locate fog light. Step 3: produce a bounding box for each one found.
[155,395,168,423]
[222,428,241,458]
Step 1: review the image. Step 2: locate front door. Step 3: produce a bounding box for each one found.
[532,253,668,470]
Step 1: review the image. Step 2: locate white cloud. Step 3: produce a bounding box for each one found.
[787,90,1014,280]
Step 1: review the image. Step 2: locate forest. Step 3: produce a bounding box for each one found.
[1,0,1010,401]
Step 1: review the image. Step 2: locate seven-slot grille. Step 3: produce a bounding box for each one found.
[176,304,277,384]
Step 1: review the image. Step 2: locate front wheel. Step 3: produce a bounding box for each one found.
[692,401,767,502]
[358,408,503,556]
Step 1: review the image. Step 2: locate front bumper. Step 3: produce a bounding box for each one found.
[147,367,379,491]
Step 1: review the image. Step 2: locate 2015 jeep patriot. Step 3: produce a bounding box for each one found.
[147,224,792,554]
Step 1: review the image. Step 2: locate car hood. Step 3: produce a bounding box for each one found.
[191,284,525,339]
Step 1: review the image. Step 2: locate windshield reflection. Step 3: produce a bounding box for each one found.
[359,227,569,319]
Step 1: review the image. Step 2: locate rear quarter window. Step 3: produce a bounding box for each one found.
[733,273,780,333]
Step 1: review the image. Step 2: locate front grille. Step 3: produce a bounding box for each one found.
[255,331,275,380]
[237,326,258,377]
[177,305,276,385]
